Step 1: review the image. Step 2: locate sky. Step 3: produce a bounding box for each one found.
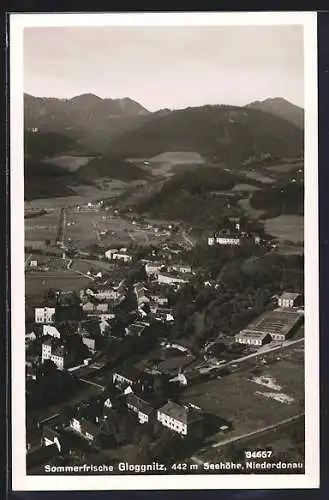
[24,25,304,111]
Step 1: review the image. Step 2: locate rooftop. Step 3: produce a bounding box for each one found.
[240,309,303,337]
[158,401,199,425]
[126,322,148,337]
[126,393,154,416]
[115,365,142,381]
[279,292,301,300]
[235,331,271,340]
[42,425,61,442]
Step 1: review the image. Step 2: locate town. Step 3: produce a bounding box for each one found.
[25,202,305,474]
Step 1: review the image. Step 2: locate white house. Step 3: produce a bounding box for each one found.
[35,307,55,324]
[112,253,132,263]
[42,427,62,452]
[112,366,141,388]
[278,292,302,309]
[235,331,272,347]
[157,272,189,286]
[42,325,61,339]
[170,264,192,274]
[145,262,164,277]
[105,249,117,260]
[208,235,240,246]
[41,338,66,370]
[157,402,190,435]
[126,393,154,424]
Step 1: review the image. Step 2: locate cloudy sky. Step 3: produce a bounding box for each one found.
[24,25,304,111]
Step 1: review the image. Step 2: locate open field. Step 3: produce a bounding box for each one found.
[231,183,261,192]
[264,215,304,243]
[43,155,92,172]
[128,151,206,177]
[238,197,265,219]
[266,162,303,173]
[151,151,206,164]
[274,244,304,256]
[24,180,146,210]
[25,211,59,245]
[25,271,92,295]
[70,258,115,274]
[66,210,180,249]
[242,170,275,184]
[184,342,304,442]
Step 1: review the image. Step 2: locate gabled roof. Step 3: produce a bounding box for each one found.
[126,322,148,337]
[81,418,100,437]
[126,393,154,416]
[158,402,188,423]
[279,292,301,300]
[42,425,61,442]
[114,365,142,381]
[158,401,200,425]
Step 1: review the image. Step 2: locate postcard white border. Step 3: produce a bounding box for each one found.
[10,11,319,491]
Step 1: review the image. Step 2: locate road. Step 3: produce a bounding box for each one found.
[212,413,304,449]
[74,269,95,281]
[225,337,304,367]
[79,378,105,390]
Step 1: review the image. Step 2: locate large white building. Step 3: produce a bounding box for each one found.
[112,253,132,263]
[41,338,67,370]
[208,235,241,246]
[104,249,118,260]
[157,272,189,286]
[42,325,61,339]
[235,308,303,345]
[145,262,164,277]
[35,307,55,324]
[157,402,201,436]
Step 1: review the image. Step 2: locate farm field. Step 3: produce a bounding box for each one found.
[25,211,59,246]
[264,215,304,243]
[242,170,275,184]
[184,342,304,441]
[66,209,179,249]
[266,162,303,173]
[238,197,265,219]
[25,271,92,295]
[43,155,92,171]
[128,151,206,177]
[231,183,261,192]
[24,179,146,210]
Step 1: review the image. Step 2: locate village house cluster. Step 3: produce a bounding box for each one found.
[25,216,304,472]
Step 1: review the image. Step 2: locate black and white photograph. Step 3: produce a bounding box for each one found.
[10,11,319,491]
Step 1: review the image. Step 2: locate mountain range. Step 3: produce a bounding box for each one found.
[24,93,303,132]
[24,94,304,200]
[246,97,304,129]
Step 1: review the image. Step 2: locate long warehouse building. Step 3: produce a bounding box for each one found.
[235,308,304,346]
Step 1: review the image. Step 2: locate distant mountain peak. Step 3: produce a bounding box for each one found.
[71,93,102,102]
[24,92,150,134]
[246,97,304,128]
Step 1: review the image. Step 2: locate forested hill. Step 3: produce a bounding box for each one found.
[105,104,303,164]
